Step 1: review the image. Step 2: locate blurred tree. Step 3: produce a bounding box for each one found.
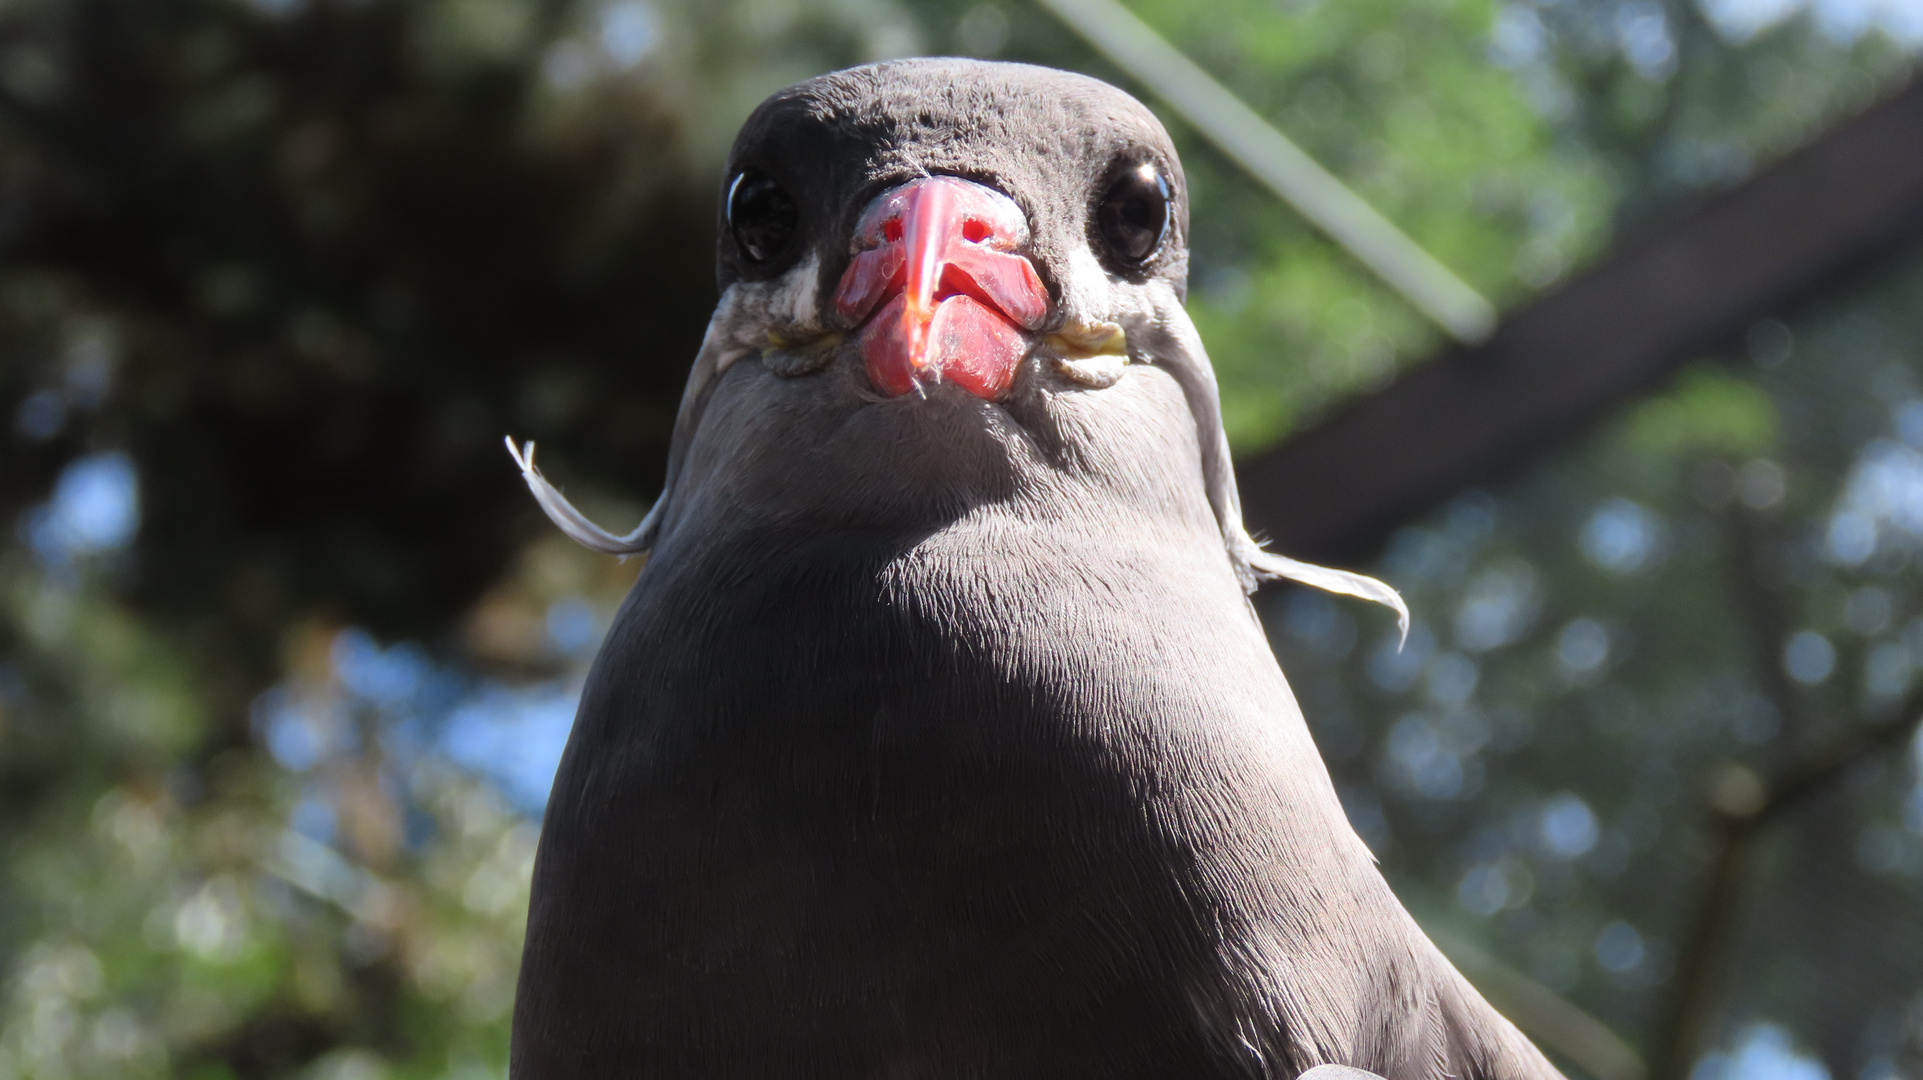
[0,0,714,651]
[1271,257,1923,1079]
[0,0,900,1074]
[0,0,1919,1076]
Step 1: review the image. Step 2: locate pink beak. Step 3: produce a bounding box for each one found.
[832,176,1049,401]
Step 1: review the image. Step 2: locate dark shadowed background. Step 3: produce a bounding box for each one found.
[1,0,1921,1077]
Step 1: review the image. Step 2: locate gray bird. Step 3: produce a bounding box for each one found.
[506,58,1560,1080]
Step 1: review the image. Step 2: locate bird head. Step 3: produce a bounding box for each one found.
[715,59,1186,403]
[508,58,1404,630]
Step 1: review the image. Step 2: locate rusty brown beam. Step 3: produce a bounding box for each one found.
[1238,74,1923,565]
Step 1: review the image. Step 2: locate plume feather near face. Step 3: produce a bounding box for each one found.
[505,271,1409,641]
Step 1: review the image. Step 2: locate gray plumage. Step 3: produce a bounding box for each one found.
[508,58,1559,1080]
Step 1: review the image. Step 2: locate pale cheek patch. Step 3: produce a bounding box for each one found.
[1057,246,1159,332]
[713,253,827,376]
[1044,246,1156,392]
[767,252,823,329]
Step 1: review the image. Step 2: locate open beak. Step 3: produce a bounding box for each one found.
[832,176,1049,401]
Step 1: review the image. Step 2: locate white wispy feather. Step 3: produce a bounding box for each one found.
[1127,289,1411,645]
[503,262,1408,645]
[501,277,783,560]
[1240,541,1410,644]
[504,438,654,556]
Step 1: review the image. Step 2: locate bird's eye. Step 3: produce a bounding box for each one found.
[728,169,798,264]
[1096,162,1170,265]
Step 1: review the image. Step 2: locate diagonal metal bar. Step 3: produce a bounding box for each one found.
[1238,74,1923,565]
[1035,0,1499,344]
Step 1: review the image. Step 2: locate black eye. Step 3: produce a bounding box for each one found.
[1096,162,1170,264]
[728,169,798,264]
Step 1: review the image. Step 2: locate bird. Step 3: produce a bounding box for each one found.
[504,57,1561,1080]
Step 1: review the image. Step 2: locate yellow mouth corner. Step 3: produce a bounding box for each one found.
[1046,321,1128,360]
[765,328,845,352]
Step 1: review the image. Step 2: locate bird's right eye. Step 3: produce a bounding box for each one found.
[728,169,799,264]
[1095,161,1171,265]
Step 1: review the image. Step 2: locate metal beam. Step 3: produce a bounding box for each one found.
[1036,0,1498,344]
[1238,74,1923,565]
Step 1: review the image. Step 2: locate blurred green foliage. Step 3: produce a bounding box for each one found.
[0,0,1920,1076]
[1276,255,1923,1073]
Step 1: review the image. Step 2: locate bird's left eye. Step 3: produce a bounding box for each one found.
[1096,161,1170,265]
[728,169,799,264]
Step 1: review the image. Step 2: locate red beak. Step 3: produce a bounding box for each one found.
[833,176,1049,401]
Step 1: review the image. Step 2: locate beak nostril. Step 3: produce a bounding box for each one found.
[961,219,990,244]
